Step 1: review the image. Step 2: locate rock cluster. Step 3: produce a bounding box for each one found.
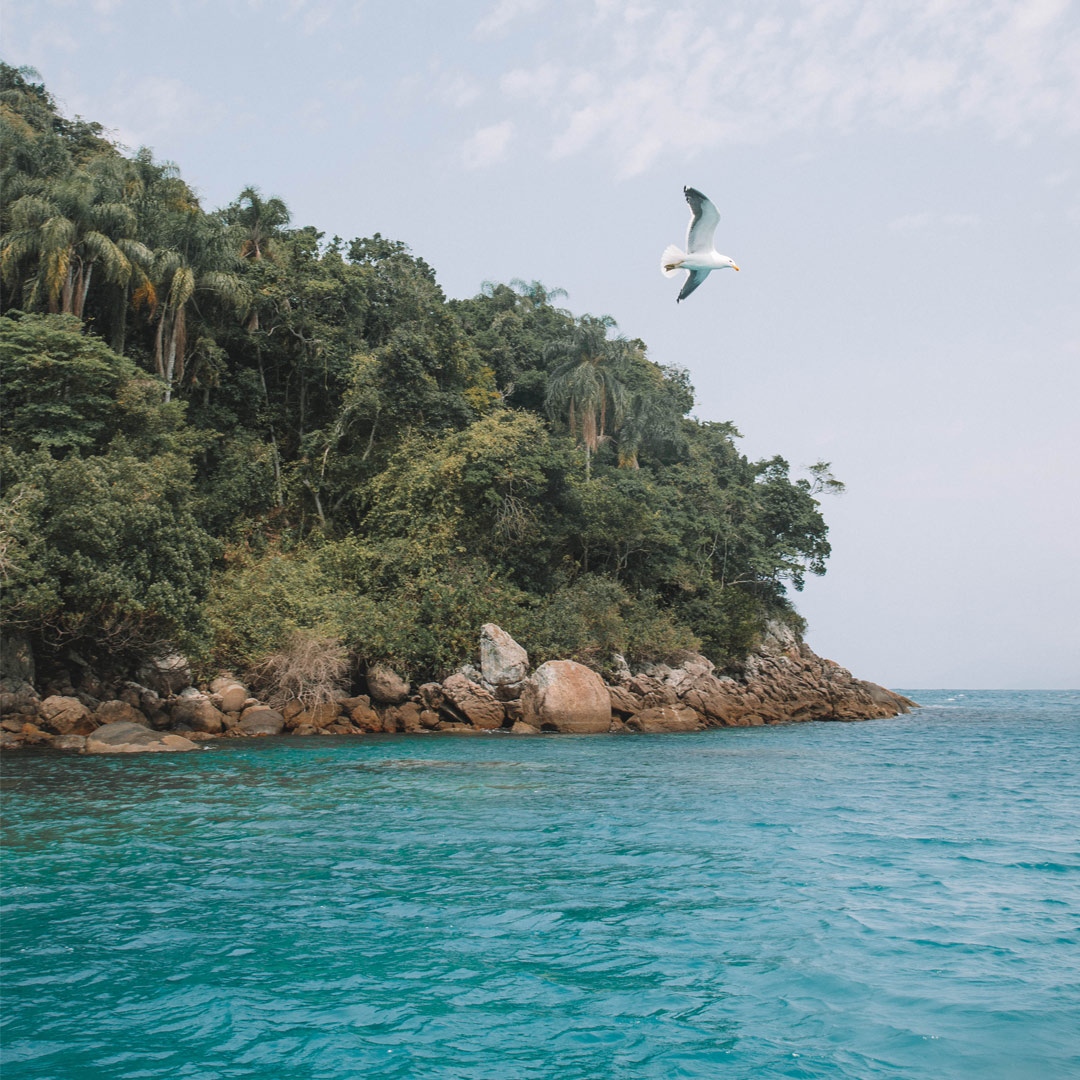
[0,621,915,752]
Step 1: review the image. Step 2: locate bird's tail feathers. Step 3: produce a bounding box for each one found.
[660,244,684,278]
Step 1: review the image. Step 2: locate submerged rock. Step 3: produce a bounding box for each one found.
[85,721,197,754]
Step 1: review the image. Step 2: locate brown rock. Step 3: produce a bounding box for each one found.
[282,699,305,720]
[286,702,341,731]
[384,702,423,732]
[187,700,226,734]
[508,720,540,735]
[366,664,410,704]
[337,695,368,712]
[520,660,610,733]
[349,699,383,731]
[419,709,441,730]
[417,683,444,711]
[440,674,505,729]
[608,684,643,716]
[85,721,197,753]
[93,700,149,728]
[216,682,249,713]
[118,686,142,708]
[236,708,285,736]
[626,705,703,733]
[38,695,90,735]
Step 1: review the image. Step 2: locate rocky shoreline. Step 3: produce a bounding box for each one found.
[0,622,916,753]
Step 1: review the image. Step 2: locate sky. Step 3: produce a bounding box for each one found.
[5,0,1079,689]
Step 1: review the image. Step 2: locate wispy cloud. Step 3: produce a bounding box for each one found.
[465,0,1080,176]
[462,120,515,168]
[474,0,547,40]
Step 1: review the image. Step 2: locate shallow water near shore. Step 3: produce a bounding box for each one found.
[3,689,1079,1079]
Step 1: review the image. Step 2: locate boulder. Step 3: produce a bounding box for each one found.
[383,702,423,732]
[479,623,529,686]
[508,720,540,735]
[520,660,610,733]
[38,695,91,735]
[215,681,249,713]
[285,702,340,731]
[349,698,383,732]
[18,722,52,745]
[281,699,304,720]
[0,681,39,717]
[417,683,445,711]
[187,700,226,734]
[608,653,632,684]
[626,705,703,733]
[236,708,285,736]
[440,674,505,729]
[85,722,197,754]
[0,629,35,684]
[92,700,149,727]
[608,684,643,716]
[136,654,192,697]
[366,664,410,704]
[337,694,369,712]
[325,722,358,735]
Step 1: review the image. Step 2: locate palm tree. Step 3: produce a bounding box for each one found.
[544,317,631,480]
[226,186,291,263]
[613,355,688,470]
[1,156,150,320]
[137,211,247,401]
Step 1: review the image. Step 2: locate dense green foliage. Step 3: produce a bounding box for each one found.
[1,64,840,679]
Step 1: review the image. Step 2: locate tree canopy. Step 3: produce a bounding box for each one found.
[0,63,840,679]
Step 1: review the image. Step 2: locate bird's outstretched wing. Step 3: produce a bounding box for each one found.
[684,186,720,254]
[677,269,710,302]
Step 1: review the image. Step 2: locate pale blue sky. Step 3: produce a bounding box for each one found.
[5,0,1079,688]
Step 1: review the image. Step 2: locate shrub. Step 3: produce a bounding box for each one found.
[249,630,350,708]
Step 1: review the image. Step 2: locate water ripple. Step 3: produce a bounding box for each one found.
[2,689,1079,1079]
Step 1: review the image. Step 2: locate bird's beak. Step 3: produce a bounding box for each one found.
[733,265,740,271]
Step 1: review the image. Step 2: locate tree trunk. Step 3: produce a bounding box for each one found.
[60,262,76,314]
[75,261,94,320]
[154,310,166,378]
[110,290,128,354]
[163,322,178,403]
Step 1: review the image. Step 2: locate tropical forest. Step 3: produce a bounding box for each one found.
[0,63,842,686]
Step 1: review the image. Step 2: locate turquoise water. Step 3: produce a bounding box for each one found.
[2,689,1078,1079]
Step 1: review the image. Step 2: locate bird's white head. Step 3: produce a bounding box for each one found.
[722,256,740,272]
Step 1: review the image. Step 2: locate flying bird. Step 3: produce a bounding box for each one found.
[660,187,740,302]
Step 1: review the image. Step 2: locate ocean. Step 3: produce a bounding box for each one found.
[2,689,1078,1079]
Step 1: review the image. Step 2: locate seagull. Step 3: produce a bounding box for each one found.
[660,186,739,302]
